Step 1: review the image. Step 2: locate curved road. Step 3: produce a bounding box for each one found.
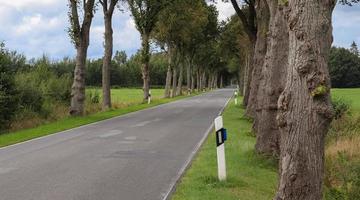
[0,89,233,200]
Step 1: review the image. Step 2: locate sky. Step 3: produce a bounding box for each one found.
[0,1,359,60]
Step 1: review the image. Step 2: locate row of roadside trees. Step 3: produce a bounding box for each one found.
[217,0,359,199]
[67,0,231,115]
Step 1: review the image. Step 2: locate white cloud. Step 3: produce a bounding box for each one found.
[0,0,359,59]
[2,0,61,9]
[214,1,235,22]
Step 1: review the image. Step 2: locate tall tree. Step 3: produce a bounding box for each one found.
[68,0,96,116]
[100,0,119,110]
[253,0,288,156]
[350,41,359,56]
[228,0,257,107]
[127,0,165,101]
[154,0,209,97]
[275,0,335,199]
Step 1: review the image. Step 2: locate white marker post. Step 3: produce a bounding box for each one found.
[234,91,238,105]
[148,90,151,104]
[214,116,227,181]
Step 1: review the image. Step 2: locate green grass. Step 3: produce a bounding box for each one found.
[332,88,360,112]
[172,96,278,200]
[0,89,196,148]
[87,88,165,104]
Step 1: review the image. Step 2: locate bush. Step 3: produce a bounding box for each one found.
[325,152,360,200]
[331,97,351,119]
[15,72,44,113]
[87,90,100,104]
[0,61,19,131]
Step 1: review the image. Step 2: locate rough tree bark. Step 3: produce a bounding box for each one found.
[68,0,95,116]
[246,0,270,117]
[176,62,183,96]
[197,69,201,92]
[141,34,151,101]
[164,47,173,98]
[100,0,118,110]
[191,71,195,92]
[186,57,192,94]
[275,0,335,199]
[254,1,288,156]
[171,66,177,98]
[220,75,224,89]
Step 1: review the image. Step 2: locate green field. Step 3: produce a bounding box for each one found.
[87,88,165,104]
[332,88,360,111]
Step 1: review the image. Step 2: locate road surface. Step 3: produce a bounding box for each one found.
[0,89,233,200]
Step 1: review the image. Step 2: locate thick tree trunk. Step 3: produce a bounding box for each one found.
[220,75,224,89]
[242,55,250,98]
[197,69,200,92]
[191,72,195,92]
[186,58,191,94]
[202,71,206,91]
[171,66,177,98]
[102,15,113,110]
[141,34,150,101]
[246,0,270,117]
[176,63,183,96]
[275,1,335,199]
[214,74,218,89]
[208,74,212,89]
[254,1,288,156]
[70,45,88,116]
[238,64,245,96]
[164,49,173,98]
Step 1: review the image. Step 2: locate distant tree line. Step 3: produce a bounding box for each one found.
[329,42,360,88]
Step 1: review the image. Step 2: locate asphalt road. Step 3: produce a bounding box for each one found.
[0,89,233,200]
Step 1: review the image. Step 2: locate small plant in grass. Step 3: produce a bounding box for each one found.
[331,97,351,119]
[87,90,100,104]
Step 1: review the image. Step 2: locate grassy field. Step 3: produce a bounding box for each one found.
[87,88,165,104]
[332,88,360,112]
[172,96,278,200]
[0,88,193,148]
[172,88,360,200]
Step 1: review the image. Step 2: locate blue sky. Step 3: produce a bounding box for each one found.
[0,1,359,60]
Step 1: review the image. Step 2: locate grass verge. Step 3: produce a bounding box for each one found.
[171,96,278,200]
[0,93,198,148]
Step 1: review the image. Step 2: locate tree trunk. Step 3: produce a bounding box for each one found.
[186,58,191,94]
[171,66,177,98]
[191,72,195,92]
[141,34,150,101]
[164,48,173,98]
[197,69,200,92]
[275,1,335,199]
[242,55,250,98]
[176,62,183,96]
[246,0,270,117]
[202,71,206,91]
[238,64,245,96]
[102,14,113,110]
[254,1,288,156]
[214,74,218,89]
[208,74,212,89]
[70,45,87,116]
[220,75,224,89]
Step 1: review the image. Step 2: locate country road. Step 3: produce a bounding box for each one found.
[0,89,233,200]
